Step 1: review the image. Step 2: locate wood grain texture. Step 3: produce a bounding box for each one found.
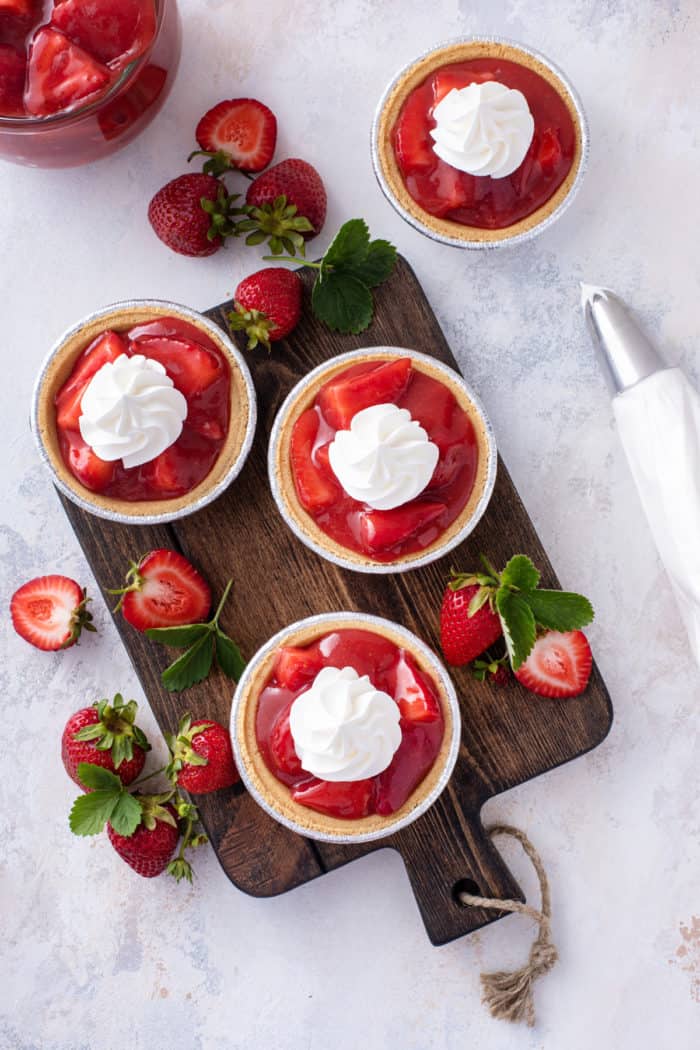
[58,256,613,945]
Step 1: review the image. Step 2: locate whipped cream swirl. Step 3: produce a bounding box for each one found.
[328,402,439,511]
[289,665,402,782]
[79,354,188,469]
[430,80,534,178]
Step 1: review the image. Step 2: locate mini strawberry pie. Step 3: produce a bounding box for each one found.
[0,0,157,118]
[231,613,460,842]
[372,38,588,247]
[32,301,256,523]
[269,348,496,572]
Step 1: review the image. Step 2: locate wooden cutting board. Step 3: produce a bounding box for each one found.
[58,255,613,945]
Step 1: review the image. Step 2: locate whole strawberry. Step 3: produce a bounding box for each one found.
[242,158,326,255]
[107,795,179,878]
[166,713,239,794]
[440,573,503,666]
[228,267,302,350]
[148,173,240,257]
[62,694,151,790]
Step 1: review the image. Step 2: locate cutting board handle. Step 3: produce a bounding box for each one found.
[394,801,523,945]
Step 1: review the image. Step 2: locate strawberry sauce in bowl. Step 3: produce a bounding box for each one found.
[31,299,257,524]
[0,0,181,167]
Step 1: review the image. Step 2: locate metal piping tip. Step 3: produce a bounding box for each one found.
[581,283,666,395]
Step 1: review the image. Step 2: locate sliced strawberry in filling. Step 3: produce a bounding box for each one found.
[359,501,446,555]
[0,44,26,117]
[395,652,441,722]
[291,777,374,820]
[373,723,440,816]
[538,127,563,176]
[274,646,323,691]
[318,358,412,431]
[407,161,473,218]
[55,330,127,431]
[393,87,435,176]
[269,703,303,776]
[66,440,116,492]
[432,67,494,105]
[133,337,222,398]
[0,0,34,16]
[290,408,340,513]
[51,0,157,67]
[24,27,112,117]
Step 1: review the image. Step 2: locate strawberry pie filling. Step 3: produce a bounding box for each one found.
[391,57,576,229]
[54,315,231,501]
[256,628,445,820]
[290,357,479,560]
[0,0,157,118]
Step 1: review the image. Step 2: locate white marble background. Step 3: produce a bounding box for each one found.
[1,1,699,1047]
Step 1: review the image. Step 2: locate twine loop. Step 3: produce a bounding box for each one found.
[457,824,557,1027]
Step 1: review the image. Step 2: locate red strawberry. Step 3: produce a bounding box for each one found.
[108,796,179,878]
[66,441,116,492]
[244,158,327,252]
[268,704,303,776]
[166,713,239,794]
[228,267,302,351]
[292,777,373,819]
[55,330,127,431]
[61,694,150,790]
[393,88,434,175]
[515,630,592,699]
[11,575,94,651]
[51,0,156,67]
[318,358,412,430]
[24,27,111,117]
[0,0,35,15]
[395,652,440,722]
[440,576,503,666]
[194,98,276,173]
[111,549,211,631]
[147,173,236,257]
[0,44,26,117]
[538,128,563,176]
[274,646,323,690]
[359,501,445,555]
[290,408,340,512]
[132,336,222,396]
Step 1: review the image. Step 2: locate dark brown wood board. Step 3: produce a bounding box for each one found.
[58,256,613,946]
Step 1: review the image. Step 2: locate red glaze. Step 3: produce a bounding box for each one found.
[256,628,445,820]
[392,57,576,229]
[54,315,231,502]
[290,359,479,561]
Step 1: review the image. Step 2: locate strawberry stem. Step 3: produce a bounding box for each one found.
[212,578,233,626]
[262,255,322,268]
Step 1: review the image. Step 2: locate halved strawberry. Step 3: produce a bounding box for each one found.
[408,162,472,218]
[195,98,277,173]
[111,549,211,632]
[144,447,182,495]
[11,575,94,651]
[394,89,434,176]
[290,408,340,513]
[318,359,412,431]
[395,652,440,722]
[0,44,26,117]
[269,704,303,776]
[51,0,156,67]
[24,27,112,117]
[432,68,493,105]
[538,128,563,176]
[134,337,221,397]
[359,501,445,555]
[67,442,116,491]
[55,330,127,431]
[274,646,323,691]
[291,777,373,819]
[515,630,592,699]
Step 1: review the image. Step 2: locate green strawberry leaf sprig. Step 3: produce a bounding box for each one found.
[452,554,594,671]
[145,579,246,692]
[263,218,397,335]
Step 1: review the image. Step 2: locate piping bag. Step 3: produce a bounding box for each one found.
[582,285,700,664]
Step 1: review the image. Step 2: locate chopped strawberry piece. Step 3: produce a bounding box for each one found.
[394,88,435,176]
[292,777,373,819]
[359,501,446,555]
[10,574,90,651]
[515,630,592,699]
[51,0,156,67]
[432,68,494,105]
[0,44,26,117]
[274,646,323,691]
[55,330,127,431]
[290,408,340,513]
[318,358,412,431]
[407,162,473,218]
[66,441,116,492]
[0,0,34,15]
[24,27,111,117]
[133,337,222,397]
[144,446,182,495]
[374,723,438,816]
[538,127,563,175]
[196,98,277,173]
[269,704,303,776]
[395,651,440,722]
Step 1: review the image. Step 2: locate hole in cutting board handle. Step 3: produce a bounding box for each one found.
[452,877,481,905]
